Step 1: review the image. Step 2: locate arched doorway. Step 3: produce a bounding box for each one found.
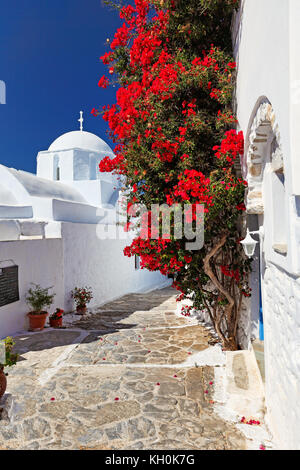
[243,99,285,383]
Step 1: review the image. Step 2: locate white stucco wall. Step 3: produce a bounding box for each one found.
[235,0,300,449]
[61,222,169,312]
[235,0,300,198]
[0,238,64,339]
[0,222,169,339]
[235,0,290,169]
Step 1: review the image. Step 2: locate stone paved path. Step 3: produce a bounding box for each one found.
[0,287,250,450]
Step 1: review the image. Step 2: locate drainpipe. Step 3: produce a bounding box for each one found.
[258,226,265,341]
[259,279,264,341]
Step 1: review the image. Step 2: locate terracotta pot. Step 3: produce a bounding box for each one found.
[27,311,48,331]
[0,367,7,401]
[49,317,63,328]
[76,305,87,315]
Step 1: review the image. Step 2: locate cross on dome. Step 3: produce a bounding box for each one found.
[78,111,84,131]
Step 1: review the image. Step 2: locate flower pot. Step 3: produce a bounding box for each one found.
[49,317,63,328]
[76,305,87,315]
[27,311,48,331]
[0,367,7,401]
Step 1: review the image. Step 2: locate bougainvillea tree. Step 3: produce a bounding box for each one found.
[93,0,251,350]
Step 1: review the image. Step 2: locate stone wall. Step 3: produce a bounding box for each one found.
[263,262,300,449]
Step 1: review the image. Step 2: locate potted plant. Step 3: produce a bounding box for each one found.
[26,283,55,331]
[49,308,64,328]
[71,286,93,315]
[0,337,18,400]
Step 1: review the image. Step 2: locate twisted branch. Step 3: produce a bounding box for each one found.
[203,233,236,349]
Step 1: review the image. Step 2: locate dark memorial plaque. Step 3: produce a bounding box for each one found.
[0,265,19,307]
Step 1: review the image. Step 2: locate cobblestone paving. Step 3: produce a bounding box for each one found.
[0,287,246,450]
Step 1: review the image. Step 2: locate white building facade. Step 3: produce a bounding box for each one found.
[234,0,300,450]
[0,122,169,339]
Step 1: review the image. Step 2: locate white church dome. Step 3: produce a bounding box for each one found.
[48,130,113,154]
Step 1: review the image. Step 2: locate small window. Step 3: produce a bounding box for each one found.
[53,154,60,181]
[135,255,140,270]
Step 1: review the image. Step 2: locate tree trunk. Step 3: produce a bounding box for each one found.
[203,233,238,350]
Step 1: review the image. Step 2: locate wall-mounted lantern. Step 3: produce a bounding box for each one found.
[240,228,259,258]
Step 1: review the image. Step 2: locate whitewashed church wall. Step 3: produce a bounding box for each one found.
[36,151,54,180]
[263,263,300,450]
[0,222,168,338]
[37,149,75,182]
[61,222,170,312]
[0,238,64,339]
[71,180,102,207]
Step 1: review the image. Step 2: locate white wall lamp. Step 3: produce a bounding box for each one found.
[240,228,260,258]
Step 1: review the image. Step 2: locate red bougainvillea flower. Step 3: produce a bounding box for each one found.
[240,416,260,425]
[204,390,209,394]
[156,382,160,386]
[173,374,178,378]
[209,381,213,385]
[102,357,106,361]
[124,222,132,232]
[227,61,236,69]
[91,108,99,117]
[98,75,109,88]
[111,24,130,50]
[259,444,266,450]
[94,0,248,352]
[236,203,246,211]
[50,397,55,401]
[100,51,114,65]
[114,397,119,401]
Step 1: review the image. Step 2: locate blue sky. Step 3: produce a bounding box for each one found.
[0,0,121,173]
